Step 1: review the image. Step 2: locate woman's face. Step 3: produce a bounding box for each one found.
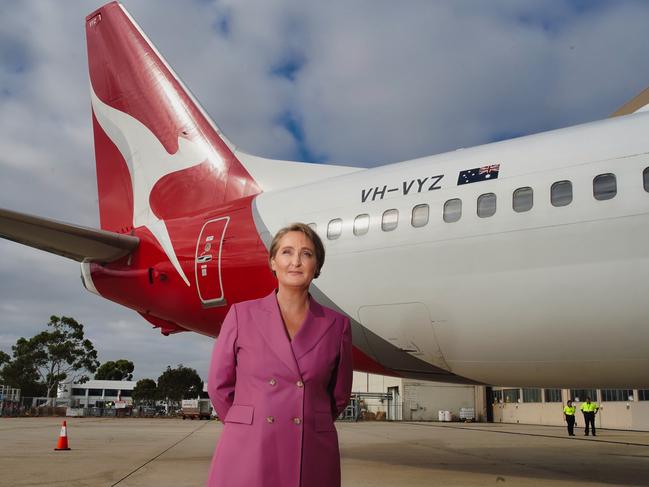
[270,231,317,290]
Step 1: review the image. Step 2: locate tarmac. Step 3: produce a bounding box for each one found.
[0,417,648,486]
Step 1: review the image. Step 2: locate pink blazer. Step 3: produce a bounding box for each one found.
[207,290,353,487]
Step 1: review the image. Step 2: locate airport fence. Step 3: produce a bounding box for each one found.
[0,399,194,418]
[0,401,67,417]
[3,396,407,422]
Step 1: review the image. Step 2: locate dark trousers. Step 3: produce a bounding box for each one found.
[565,415,575,435]
[583,412,596,435]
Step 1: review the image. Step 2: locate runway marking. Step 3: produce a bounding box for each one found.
[401,422,649,448]
[605,453,649,458]
[110,420,210,486]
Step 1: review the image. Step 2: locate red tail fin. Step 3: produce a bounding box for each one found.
[85,2,260,235]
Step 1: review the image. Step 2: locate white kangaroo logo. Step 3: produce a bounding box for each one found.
[91,86,214,287]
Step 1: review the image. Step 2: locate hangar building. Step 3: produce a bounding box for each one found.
[353,372,649,431]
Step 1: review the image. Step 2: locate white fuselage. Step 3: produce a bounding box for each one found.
[255,112,649,388]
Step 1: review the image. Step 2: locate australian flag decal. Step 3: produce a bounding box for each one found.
[457,164,500,185]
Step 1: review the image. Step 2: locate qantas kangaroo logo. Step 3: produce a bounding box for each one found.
[90,86,212,286]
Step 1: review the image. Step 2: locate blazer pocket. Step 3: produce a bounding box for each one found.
[314,411,335,432]
[224,404,254,425]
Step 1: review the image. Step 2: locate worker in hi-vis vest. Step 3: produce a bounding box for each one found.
[563,400,576,436]
[580,397,599,436]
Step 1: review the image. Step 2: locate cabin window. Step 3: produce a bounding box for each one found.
[644,167,649,192]
[593,173,616,200]
[513,187,533,212]
[551,180,572,207]
[411,204,429,228]
[477,193,497,218]
[443,198,462,223]
[327,219,342,240]
[381,209,399,231]
[353,214,370,236]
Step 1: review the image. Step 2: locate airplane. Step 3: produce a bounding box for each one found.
[2,1,649,389]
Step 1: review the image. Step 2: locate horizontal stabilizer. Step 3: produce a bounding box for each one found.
[0,208,139,262]
[235,151,363,192]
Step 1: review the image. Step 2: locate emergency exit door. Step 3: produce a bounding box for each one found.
[195,217,229,308]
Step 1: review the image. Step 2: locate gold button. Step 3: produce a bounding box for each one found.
[296,380,304,388]
[293,417,302,425]
[269,378,277,386]
[266,416,275,424]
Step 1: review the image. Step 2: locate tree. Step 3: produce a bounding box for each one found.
[132,378,157,406]
[15,316,100,404]
[95,359,135,381]
[0,348,45,397]
[157,365,203,405]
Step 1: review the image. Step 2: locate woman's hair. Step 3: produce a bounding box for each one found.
[268,223,325,278]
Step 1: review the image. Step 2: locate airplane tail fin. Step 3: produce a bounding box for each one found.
[85,2,260,234]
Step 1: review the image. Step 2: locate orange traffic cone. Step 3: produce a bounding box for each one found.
[54,420,71,451]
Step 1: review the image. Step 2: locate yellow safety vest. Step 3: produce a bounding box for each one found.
[580,402,598,413]
[563,406,576,416]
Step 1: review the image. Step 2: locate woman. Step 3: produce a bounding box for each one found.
[563,399,576,436]
[207,223,353,487]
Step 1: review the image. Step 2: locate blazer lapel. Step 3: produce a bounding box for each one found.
[253,291,302,378]
[291,296,337,361]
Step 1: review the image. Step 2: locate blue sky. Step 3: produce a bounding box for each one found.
[1,0,649,381]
